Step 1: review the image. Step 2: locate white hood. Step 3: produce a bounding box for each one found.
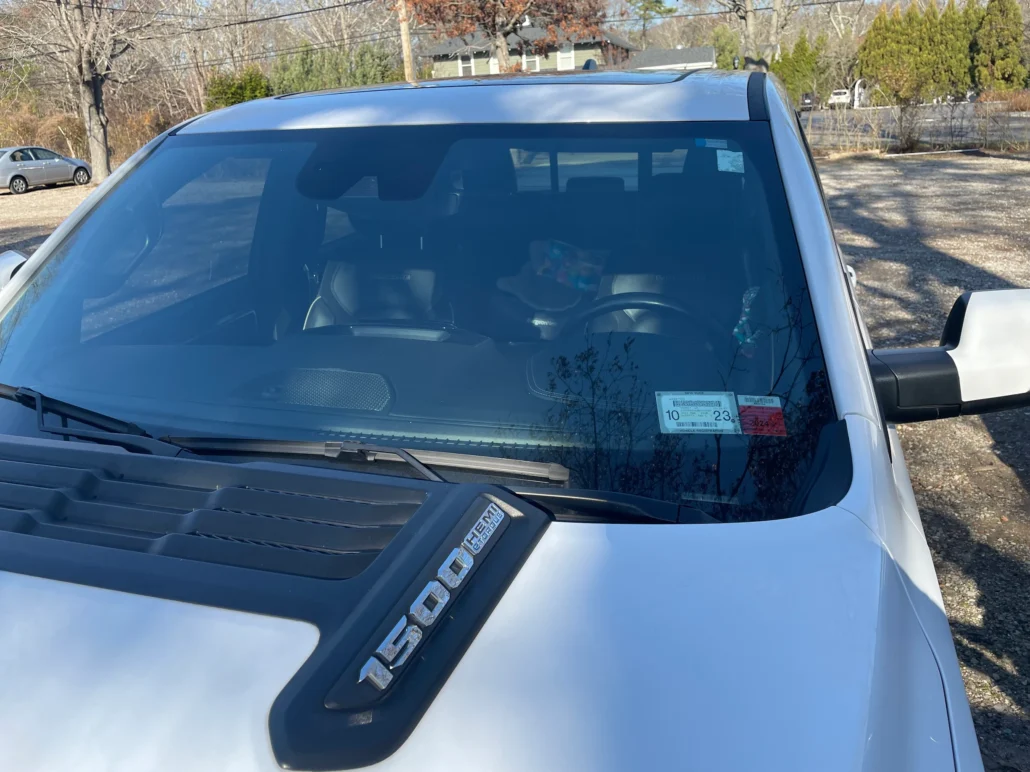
[0,506,954,772]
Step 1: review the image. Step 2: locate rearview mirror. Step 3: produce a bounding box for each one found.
[0,249,28,292]
[869,289,1030,422]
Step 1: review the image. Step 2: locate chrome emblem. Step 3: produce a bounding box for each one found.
[358,503,507,691]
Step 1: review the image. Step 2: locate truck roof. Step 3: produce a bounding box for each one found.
[179,70,757,135]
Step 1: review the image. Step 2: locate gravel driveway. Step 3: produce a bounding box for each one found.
[822,152,1030,772]
[0,185,91,254]
[1,154,1029,770]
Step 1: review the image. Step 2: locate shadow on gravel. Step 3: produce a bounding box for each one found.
[825,158,1030,770]
[924,505,1030,771]
[827,158,1021,347]
[0,226,50,254]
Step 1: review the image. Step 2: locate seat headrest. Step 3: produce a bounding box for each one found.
[565,176,626,194]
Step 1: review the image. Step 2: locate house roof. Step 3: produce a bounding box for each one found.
[426,27,638,58]
[627,46,717,69]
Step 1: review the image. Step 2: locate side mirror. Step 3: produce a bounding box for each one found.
[869,289,1030,422]
[0,249,28,292]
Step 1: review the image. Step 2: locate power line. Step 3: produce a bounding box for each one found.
[143,0,378,38]
[607,0,859,24]
[16,0,237,21]
[19,25,417,85]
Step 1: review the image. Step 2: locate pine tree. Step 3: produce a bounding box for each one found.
[859,5,922,105]
[903,2,932,101]
[627,0,675,48]
[270,44,400,95]
[923,0,945,99]
[964,0,986,89]
[710,25,740,70]
[940,0,974,98]
[974,0,1027,90]
[346,44,403,87]
[772,34,825,103]
[206,66,272,110]
[858,4,893,85]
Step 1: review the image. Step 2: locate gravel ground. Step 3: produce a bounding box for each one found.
[0,185,91,254]
[1,155,1029,770]
[821,152,1030,772]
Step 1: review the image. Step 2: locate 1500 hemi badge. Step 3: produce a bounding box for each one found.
[357,503,506,692]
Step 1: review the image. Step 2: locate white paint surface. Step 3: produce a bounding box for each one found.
[947,289,1030,402]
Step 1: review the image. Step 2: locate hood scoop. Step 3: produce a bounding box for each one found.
[0,436,550,771]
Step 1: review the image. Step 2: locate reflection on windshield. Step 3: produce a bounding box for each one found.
[525,277,833,521]
[0,122,840,521]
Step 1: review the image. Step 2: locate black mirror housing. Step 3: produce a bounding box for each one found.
[869,290,1030,423]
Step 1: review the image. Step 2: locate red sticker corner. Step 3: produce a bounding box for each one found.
[737,395,787,437]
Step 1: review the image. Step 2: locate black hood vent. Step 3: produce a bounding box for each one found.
[0,442,425,580]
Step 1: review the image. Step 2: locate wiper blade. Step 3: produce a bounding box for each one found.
[164,437,446,483]
[511,487,718,525]
[0,383,182,456]
[166,437,571,485]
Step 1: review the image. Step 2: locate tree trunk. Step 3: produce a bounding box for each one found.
[769,0,782,53]
[78,74,111,182]
[741,0,757,58]
[493,32,511,72]
[397,0,416,84]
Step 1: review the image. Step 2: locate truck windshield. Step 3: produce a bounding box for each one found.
[0,121,840,521]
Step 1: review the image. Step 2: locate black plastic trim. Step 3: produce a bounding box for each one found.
[868,347,962,423]
[940,291,971,347]
[747,72,769,121]
[272,493,547,770]
[788,420,852,517]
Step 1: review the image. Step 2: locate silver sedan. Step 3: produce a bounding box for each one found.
[0,146,92,194]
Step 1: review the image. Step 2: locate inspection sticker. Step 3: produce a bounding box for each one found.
[656,391,741,435]
[717,149,744,174]
[696,138,728,149]
[737,395,787,437]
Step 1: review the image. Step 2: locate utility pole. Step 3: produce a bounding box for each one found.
[398,0,417,84]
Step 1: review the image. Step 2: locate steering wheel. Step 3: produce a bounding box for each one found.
[559,292,731,341]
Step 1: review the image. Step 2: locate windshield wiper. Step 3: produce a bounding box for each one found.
[0,383,182,456]
[165,437,572,485]
[163,436,447,483]
[510,487,718,525]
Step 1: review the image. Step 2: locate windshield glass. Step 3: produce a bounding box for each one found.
[0,121,836,521]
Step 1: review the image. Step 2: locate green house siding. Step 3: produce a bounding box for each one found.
[432,42,611,78]
[574,45,606,67]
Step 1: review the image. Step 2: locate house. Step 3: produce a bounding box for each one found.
[427,27,638,79]
[625,46,718,72]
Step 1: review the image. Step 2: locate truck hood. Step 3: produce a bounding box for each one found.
[0,505,954,772]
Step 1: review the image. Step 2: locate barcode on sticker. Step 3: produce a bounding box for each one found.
[738,395,781,408]
[655,391,741,435]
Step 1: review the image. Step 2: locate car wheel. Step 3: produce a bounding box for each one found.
[73,168,91,186]
[9,176,27,195]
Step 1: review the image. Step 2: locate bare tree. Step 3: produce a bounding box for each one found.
[0,0,166,181]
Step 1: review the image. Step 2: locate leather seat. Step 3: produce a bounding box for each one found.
[303,260,438,329]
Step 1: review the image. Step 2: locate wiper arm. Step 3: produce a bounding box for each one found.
[166,437,571,485]
[0,383,182,456]
[164,436,446,483]
[510,487,718,525]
